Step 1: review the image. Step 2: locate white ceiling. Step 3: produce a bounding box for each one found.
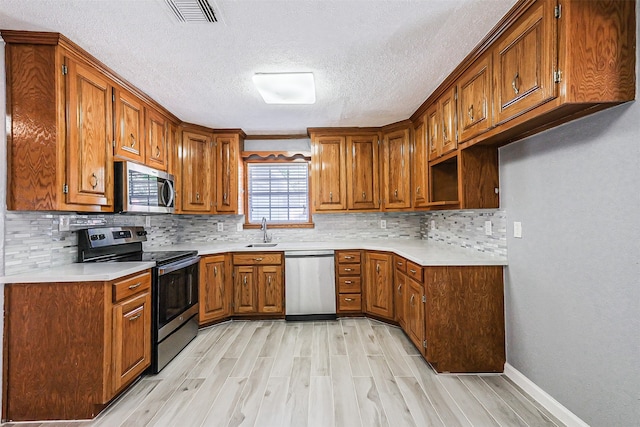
[0,0,517,135]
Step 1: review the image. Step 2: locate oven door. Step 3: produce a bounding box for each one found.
[156,256,200,341]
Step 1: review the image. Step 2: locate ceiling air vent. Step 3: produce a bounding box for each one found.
[165,0,218,23]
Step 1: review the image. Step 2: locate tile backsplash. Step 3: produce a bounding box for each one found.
[2,209,506,276]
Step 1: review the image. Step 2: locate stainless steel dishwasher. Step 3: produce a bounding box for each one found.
[284,250,336,321]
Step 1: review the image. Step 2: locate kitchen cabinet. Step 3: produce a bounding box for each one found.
[3,32,115,212]
[3,270,152,421]
[346,134,380,210]
[181,128,214,213]
[425,265,505,373]
[232,252,285,316]
[145,105,169,170]
[393,256,407,329]
[199,254,231,324]
[405,272,425,355]
[364,251,394,320]
[457,54,492,142]
[427,87,457,161]
[335,250,363,314]
[214,131,245,214]
[380,126,411,210]
[114,85,145,164]
[411,119,429,208]
[310,134,347,211]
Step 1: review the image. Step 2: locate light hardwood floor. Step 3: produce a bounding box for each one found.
[6,318,564,427]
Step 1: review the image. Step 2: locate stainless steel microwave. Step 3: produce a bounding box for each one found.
[114,161,175,214]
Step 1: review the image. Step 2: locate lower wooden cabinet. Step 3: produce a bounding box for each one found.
[405,275,426,354]
[3,270,152,421]
[336,250,363,314]
[199,254,231,324]
[232,252,284,316]
[425,266,505,373]
[364,251,394,320]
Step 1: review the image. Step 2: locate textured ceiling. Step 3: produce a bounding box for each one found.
[0,0,517,134]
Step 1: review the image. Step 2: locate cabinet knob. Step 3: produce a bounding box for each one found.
[89,172,98,189]
[254,258,263,262]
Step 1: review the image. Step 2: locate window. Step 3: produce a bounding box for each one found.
[246,161,311,226]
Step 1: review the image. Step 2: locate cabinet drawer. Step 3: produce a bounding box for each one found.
[113,271,151,303]
[338,276,361,293]
[233,252,282,265]
[406,261,423,282]
[337,264,361,276]
[337,251,361,264]
[337,293,361,312]
[394,255,407,273]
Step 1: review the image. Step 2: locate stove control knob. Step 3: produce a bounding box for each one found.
[98,234,106,240]
[90,235,99,241]
[137,230,147,236]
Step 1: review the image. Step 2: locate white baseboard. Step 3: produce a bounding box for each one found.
[503,363,590,427]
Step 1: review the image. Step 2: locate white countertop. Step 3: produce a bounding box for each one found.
[0,240,506,284]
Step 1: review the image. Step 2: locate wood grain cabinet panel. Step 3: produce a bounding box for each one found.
[257,265,284,313]
[199,254,231,324]
[214,132,244,214]
[145,106,169,170]
[346,134,380,210]
[233,266,258,314]
[394,269,407,329]
[381,128,411,210]
[181,130,214,213]
[335,250,363,314]
[457,54,493,142]
[311,135,347,211]
[114,86,145,163]
[232,252,284,316]
[405,275,425,354]
[364,251,394,320]
[411,119,429,208]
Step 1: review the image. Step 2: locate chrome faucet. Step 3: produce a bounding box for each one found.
[261,217,271,243]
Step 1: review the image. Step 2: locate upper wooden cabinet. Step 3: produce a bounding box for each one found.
[381,127,411,210]
[427,86,457,160]
[214,132,244,214]
[457,54,492,142]
[114,86,145,164]
[411,119,429,208]
[346,134,380,210]
[145,106,169,170]
[181,129,214,213]
[493,0,557,125]
[311,134,347,211]
[3,32,115,212]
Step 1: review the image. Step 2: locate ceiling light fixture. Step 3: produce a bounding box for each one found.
[252,72,316,104]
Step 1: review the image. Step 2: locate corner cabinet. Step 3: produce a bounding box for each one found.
[363,251,394,320]
[3,32,114,211]
[199,254,232,325]
[3,270,152,421]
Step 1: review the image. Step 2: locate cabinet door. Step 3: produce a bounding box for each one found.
[312,135,347,211]
[493,0,556,125]
[364,252,394,320]
[215,134,240,213]
[181,131,213,212]
[426,103,440,161]
[346,134,379,210]
[411,120,429,208]
[439,87,457,156]
[199,255,229,323]
[65,57,113,207]
[457,55,492,142]
[394,270,407,329]
[381,128,411,209]
[145,107,168,170]
[406,277,425,354]
[233,266,257,314]
[258,265,283,314]
[113,87,144,163]
[112,291,151,393]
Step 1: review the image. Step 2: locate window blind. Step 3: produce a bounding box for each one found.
[247,163,309,223]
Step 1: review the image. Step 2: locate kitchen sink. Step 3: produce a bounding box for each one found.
[245,243,278,247]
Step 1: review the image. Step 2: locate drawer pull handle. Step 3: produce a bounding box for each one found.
[344,298,354,302]
[410,295,415,305]
[344,281,352,284]
[512,72,520,95]
[416,186,420,194]
[344,268,353,272]
[362,191,366,200]
[268,276,271,285]
[329,192,333,202]
[243,276,247,285]
[376,264,380,273]
[397,284,402,292]
[214,266,218,276]
[129,313,142,321]
[468,104,474,121]
[254,258,263,261]
[128,282,142,290]
[410,269,417,274]
[394,189,398,199]
[397,262,403,266]
[129,133,136,148]
[344,256,353,259]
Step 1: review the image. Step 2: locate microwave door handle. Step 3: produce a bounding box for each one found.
[161,179,175,207]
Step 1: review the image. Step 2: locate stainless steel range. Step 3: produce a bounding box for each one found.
[77,226,199,373]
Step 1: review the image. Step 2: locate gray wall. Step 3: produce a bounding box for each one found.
[499,11,640,424]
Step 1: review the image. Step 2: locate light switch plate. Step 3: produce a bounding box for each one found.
[430,220,436,230]
[484,220,492,236]
[58,216,70,232]
[380,220,387,229]
[145,216,151,227]
[217,223,224,232]
[514,221,522,238]
[236,223,243,232]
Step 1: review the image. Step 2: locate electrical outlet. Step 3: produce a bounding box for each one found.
[430,220,436,230]
[514,221,522,238]
[380,220,387,229]
[145,216,151,227]
[58,216,70,232]
[217,222,224,232]
[236,223,243,232]
[484,220,492,236]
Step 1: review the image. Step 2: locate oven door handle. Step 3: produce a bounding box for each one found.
[158,255,200,276]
